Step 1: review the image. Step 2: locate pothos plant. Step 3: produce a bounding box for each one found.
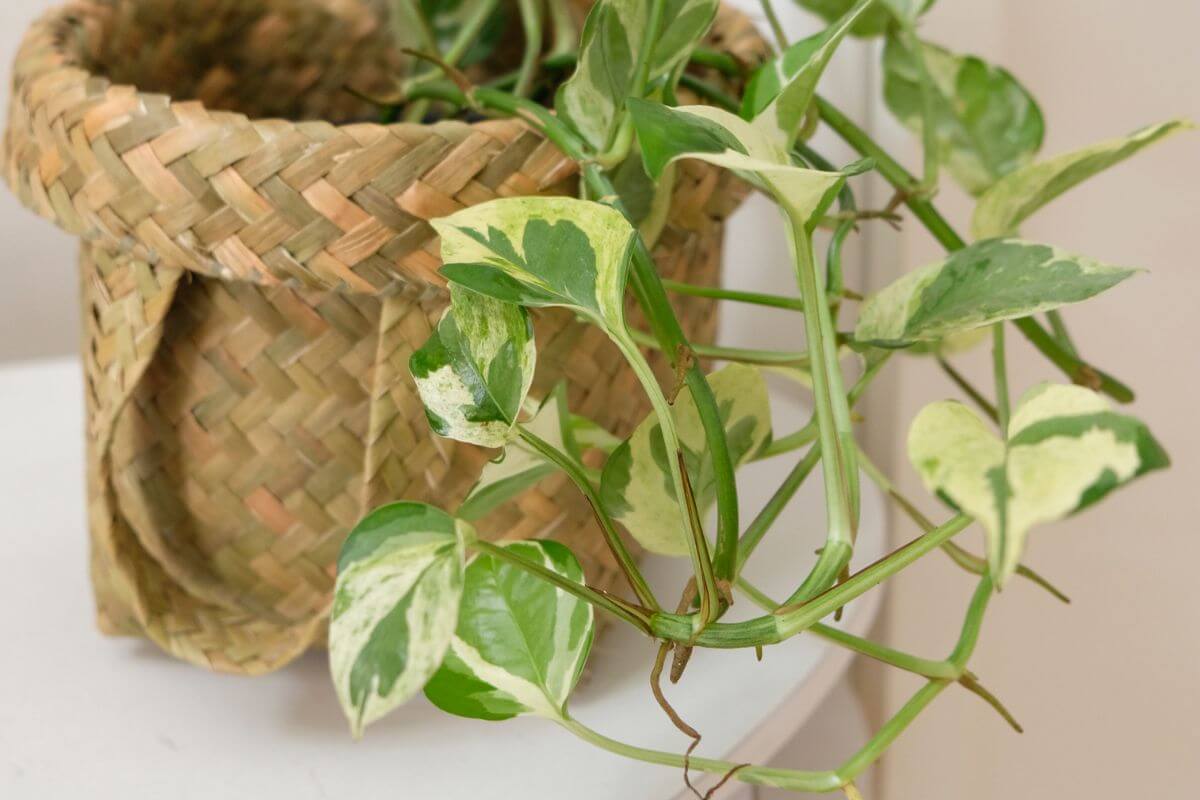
[330,0,1186,795]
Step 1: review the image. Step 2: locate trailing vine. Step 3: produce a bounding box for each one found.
[329,0,1186,795]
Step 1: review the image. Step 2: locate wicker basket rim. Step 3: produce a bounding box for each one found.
[3,0,764,296]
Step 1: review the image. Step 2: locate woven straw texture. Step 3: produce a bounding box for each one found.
[3,0,766,674]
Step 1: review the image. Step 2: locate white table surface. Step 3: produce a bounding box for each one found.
[0,357,886,799]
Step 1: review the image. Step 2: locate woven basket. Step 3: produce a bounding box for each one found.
[3,0,765,674]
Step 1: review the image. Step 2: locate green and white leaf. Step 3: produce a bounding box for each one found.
[908,384,1168,585]
[972,120,1193,239]
[409,285,536,448]
[330,502,470,736]
[744,0,875,146]
[424,540,594,721]
[855,238,1138,347]
[555,0,718,150]
[458,384,577,521]
[432,196,637,335]
[792,0,935,37]
[628,100,853,226]
[883,36,1044,195]
[599,364,772,555]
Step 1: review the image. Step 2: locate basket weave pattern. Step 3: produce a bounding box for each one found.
[5,0,765,674]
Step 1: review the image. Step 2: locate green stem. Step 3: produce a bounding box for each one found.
[815,94,1135,403]
[660,279,805,311]
[651,515,972,647]
[785,209,859,564]
[758,0,790,51]
[677,73,741,112]
[517,427,659,611]
[559,672,955,793]
[558,717,845,793]
[630,0,667,98]
[756,423,819,459]
[1014,317,1134,402]
[690,47,744,77]
[513,0,544,98]
[736,444,822,571]
[936,356,1000,424]
[547,0,576,57]
[735,578,961,680]
[992,323,1011,435]
[613,333,722,624]
[628,327,811,367]
[472,540,653,633]
[856,446,1071,604]
[600,188,743,594]
[1046,309,1078,357]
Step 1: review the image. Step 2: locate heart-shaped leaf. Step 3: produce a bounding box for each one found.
[424,540,595,721]
[410,284,536,448]
[599,364,772,555]
[555,0,718,150]
[744,0,875,146]
[628,100,855,226]
[908,384,1168,585]
[883,36,1043,195]
[432,197,637,336]
[855,238,1138,347]
[330,502,470,736]
[972,120,1193,239]
[457,384,580,521]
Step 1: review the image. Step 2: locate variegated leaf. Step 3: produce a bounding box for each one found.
[883,36,1043,195]
[745,0,875,146]
[330,502,470,736]
[458,384,577,521]
[792,0,935,37]
[555,0,718,150]
[424,540,594,721]
[409,285,536,448]
[432,197,637,336]
[628,100,855,226]
[855,238,1138,347]
[972,120,1193,239]
[599,364,772,555]
[908,384,1168,585]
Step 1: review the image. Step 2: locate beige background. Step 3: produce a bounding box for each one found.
[856,1,1200,798]
[0,0,1197,798]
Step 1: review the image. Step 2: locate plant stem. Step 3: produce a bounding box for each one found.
[785,208,860,570]
[677,73,741,112]
[517,426,660,611]
[756,423,819,459]
[689,46,743,77]
[814,94,1135,403]
[735,577,961,679]
[547,0,576,57]
[651,514,972,647]
[856,445,1071,603]
[736,444,822,571]
[613,333,723,624]
[1046,309,1078,356]
[1014,316,1134,401]
[992,323,1011,434]
[936,355,1000,423]
[628,327,811,367]
[758,0,790,51]
[472,539,653,633]
[559,669,956,793]
[660,279,805,311]
[513,0,544,97]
